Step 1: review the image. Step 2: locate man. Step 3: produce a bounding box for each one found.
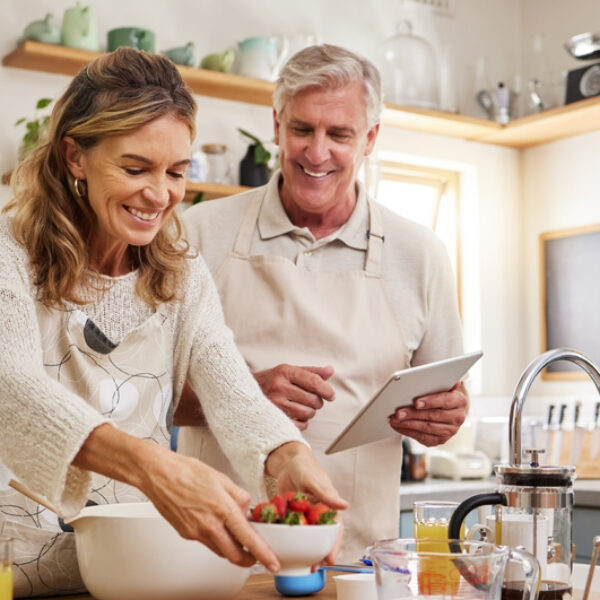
[179,44,468,561]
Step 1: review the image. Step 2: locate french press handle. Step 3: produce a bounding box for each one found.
[448,492,507,542]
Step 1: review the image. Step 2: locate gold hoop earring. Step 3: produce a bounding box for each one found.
[73,178,87,200]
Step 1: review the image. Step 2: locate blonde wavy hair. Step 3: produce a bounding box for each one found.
[5,47,197,307]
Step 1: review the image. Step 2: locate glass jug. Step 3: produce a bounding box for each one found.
[369,538,539,600]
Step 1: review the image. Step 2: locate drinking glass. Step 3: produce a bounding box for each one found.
[0,537,13,600]
[413,500,463,544]
[413,501,465,595]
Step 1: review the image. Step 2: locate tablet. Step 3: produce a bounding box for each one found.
[325,351,483,454]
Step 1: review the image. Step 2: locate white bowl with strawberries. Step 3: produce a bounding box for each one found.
[249,491,340,576]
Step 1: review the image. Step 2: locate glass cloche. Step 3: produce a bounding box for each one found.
[378,20,439,109]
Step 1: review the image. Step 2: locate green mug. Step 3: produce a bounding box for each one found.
[107,27,155,53]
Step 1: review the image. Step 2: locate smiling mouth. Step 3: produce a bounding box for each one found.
[301,165,333,178]
[126,206,160,221]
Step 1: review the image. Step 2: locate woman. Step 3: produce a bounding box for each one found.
[0,47,346,597]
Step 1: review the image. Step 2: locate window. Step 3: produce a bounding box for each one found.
[365,158,462,312]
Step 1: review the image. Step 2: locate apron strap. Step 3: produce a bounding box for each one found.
[232,193,264,257]
[364,199,384,277]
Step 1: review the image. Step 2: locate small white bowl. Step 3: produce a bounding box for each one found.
[334,573,377,600]
[250,521,339,575]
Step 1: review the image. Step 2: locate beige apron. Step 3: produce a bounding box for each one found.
[214,193,407,562]
[0,302,173,597]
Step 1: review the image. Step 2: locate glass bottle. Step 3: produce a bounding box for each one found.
[201,143,232,185]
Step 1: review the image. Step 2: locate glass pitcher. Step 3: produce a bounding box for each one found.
[369,538,539,600]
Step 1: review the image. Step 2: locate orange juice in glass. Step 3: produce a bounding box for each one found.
[0,537,12,600]
[413,501,463,596]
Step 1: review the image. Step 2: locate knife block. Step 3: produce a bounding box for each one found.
[555,430,600,478]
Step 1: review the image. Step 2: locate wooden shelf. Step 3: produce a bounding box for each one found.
[477,94,600,148]
[1,168,249,202]
[2,41,275,106]
[380,103,501,141]
[184,181,249,202]
[4,41,600,149]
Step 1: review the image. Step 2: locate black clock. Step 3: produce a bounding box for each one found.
[565,61,600,103]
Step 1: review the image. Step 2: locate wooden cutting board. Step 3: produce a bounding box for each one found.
[556,430,600,478]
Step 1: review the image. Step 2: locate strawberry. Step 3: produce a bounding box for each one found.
[270,494,288,520]
[307,503,337,525]
[288,491,310,513]
[280,491,297,503]
[284,510,308,525]
[251,502,267,522]
[251,501,279,523]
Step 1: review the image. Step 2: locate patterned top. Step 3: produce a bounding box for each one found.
[0,215,303,517]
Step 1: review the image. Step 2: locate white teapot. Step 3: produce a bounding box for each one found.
[235,35,289,81]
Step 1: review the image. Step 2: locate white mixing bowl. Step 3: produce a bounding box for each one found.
[66,502,250,600]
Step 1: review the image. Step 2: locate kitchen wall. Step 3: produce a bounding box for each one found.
[0,0,525,189]
[1,0,599,419]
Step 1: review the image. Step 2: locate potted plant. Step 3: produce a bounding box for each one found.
[237,127,273,187]
[2,97,53,185]
[16,97,53,159]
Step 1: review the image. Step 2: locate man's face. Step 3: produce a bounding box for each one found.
[274,82,379,219]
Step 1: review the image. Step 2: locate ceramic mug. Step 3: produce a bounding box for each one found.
[107,27,155,53]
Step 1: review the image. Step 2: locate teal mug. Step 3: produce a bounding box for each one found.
[107,27,155,53]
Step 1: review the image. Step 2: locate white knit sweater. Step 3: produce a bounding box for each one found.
[0,216,303,517]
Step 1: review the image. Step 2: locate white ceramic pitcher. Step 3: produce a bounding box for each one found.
[236,35,289,81]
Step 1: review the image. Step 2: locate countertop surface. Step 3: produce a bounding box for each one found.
[400,476,600,510]
[30,573,336,599]
[30,572,600,599]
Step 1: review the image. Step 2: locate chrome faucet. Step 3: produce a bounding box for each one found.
[509,348,600,464]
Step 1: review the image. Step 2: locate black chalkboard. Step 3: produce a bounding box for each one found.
[542,225,600,377]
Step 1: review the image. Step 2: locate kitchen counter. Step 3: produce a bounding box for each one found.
[575,479,600,506]
[30,573,337,599]
[400,476,600,510]
[400,477,495,510]
[29,573,600,599]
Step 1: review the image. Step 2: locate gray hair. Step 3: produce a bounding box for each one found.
[273,44,383,129]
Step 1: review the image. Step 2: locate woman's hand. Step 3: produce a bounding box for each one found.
[73,424,281,571]
[265,441,348,564]
[265,442,347,509]
[140,449,281,570]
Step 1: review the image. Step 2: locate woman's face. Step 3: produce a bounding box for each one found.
[64,114,191,273]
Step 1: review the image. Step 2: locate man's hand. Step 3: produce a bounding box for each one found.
[254,365,335,430]
[388,382,468,446]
